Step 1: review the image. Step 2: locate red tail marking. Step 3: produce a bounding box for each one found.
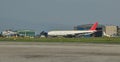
[90,22,98,30]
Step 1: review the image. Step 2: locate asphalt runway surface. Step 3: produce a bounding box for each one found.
[0,42,120,62]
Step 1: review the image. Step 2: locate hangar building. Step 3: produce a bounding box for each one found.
[17,30,35,37]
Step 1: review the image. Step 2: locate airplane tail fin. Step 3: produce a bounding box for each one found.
[90,22,98,30]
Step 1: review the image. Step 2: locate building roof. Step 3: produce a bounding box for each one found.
[17,30,35,32]
[74,24,105,28]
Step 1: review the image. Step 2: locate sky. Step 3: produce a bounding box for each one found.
[0,0,120,33]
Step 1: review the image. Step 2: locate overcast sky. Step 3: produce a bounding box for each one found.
[0,0,120,33]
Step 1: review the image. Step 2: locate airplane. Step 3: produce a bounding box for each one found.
[48,22,98,37]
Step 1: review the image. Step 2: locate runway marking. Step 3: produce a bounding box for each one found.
[0,44,120,50]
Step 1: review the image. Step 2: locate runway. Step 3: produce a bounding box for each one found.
[0,42,120,62]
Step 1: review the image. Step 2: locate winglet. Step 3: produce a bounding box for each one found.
[90,22,98,30]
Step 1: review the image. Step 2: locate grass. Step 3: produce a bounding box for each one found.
[0,37,120,44]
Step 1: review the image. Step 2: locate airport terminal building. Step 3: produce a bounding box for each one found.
[74,24,104,37]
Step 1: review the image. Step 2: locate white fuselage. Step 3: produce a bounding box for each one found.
[48,30,96,36]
